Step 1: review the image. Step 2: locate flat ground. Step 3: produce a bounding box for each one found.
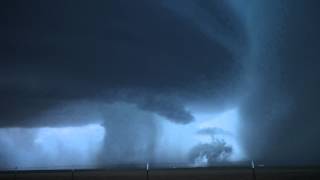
[0,167,319,180]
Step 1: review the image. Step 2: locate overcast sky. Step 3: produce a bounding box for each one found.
[1,0,320,168]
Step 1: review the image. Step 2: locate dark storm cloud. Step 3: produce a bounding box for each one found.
[137,94,194,124]
[0,0,249,168]
[240,0,320,165]
[2,0,320,167]
[0,0,246,126]
[161,0,247,54]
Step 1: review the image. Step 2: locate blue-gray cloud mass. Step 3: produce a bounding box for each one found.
[0,0,320,167]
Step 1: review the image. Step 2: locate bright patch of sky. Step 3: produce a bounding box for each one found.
[157,107,245,164]
[0,124,105,170]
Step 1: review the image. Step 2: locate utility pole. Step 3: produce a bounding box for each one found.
[14,166,17,180]
[251,160,256,180]
[146,162,149,180]
[71,169,74,180]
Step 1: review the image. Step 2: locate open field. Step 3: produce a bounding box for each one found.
[1,167,320,180]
